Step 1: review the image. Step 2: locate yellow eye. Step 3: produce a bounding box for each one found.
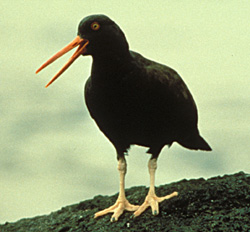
[91,22,100,31]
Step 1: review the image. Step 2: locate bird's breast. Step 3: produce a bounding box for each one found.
[86,79,169,145]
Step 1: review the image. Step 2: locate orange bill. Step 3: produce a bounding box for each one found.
[36,36,89,87]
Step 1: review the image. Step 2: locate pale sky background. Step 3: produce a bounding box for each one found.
[1,1,249,223]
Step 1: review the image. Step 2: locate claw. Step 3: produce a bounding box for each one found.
[94,198,139,221]
[134,191,178,217]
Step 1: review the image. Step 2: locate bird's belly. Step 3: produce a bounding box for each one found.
[86,83,197,149]
[88,99,176,147]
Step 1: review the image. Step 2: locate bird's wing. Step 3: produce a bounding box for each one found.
[130,51,193,101]
[129,51,199,133]
[130,51,197,110]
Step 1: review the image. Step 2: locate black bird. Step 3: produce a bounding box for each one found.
[36,14,211,222]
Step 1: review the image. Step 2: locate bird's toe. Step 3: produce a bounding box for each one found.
[94,198,139,222]
[133,191,178,218]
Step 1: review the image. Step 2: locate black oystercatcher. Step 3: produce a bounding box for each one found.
[36,14,211,222]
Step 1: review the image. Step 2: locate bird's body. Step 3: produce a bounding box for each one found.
[36,14,211,222]
[85,50,210,158]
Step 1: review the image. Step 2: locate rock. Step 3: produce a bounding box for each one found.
[1,172,249,231]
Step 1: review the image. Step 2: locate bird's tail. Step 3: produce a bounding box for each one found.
[178,134,212,151]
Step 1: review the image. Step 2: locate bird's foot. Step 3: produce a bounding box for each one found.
[94,197,139,222]
[133,191,178,217]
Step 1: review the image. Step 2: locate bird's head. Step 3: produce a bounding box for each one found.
[78,15,128,56]
[36,14,129,87]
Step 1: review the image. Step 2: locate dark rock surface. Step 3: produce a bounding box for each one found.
[1,172,249,231]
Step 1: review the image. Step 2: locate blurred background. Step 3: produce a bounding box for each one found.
[1,1,249,223]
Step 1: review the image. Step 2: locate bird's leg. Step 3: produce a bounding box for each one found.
[133,158,178,217]
[94,157,139,222]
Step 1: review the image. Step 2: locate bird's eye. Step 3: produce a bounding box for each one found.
[91,22,100,31]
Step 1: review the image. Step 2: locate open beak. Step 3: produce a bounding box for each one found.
[36,36,89,88]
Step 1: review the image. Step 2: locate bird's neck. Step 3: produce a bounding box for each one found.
[91,50,133,85]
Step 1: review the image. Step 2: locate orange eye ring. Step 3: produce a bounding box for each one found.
[91,22,100,31]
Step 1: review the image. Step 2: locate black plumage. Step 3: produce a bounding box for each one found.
[36,14,211,221]
[82,15,211,159]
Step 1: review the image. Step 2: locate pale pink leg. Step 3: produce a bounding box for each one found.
[133,158,178,217]
[94,157,139,222]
